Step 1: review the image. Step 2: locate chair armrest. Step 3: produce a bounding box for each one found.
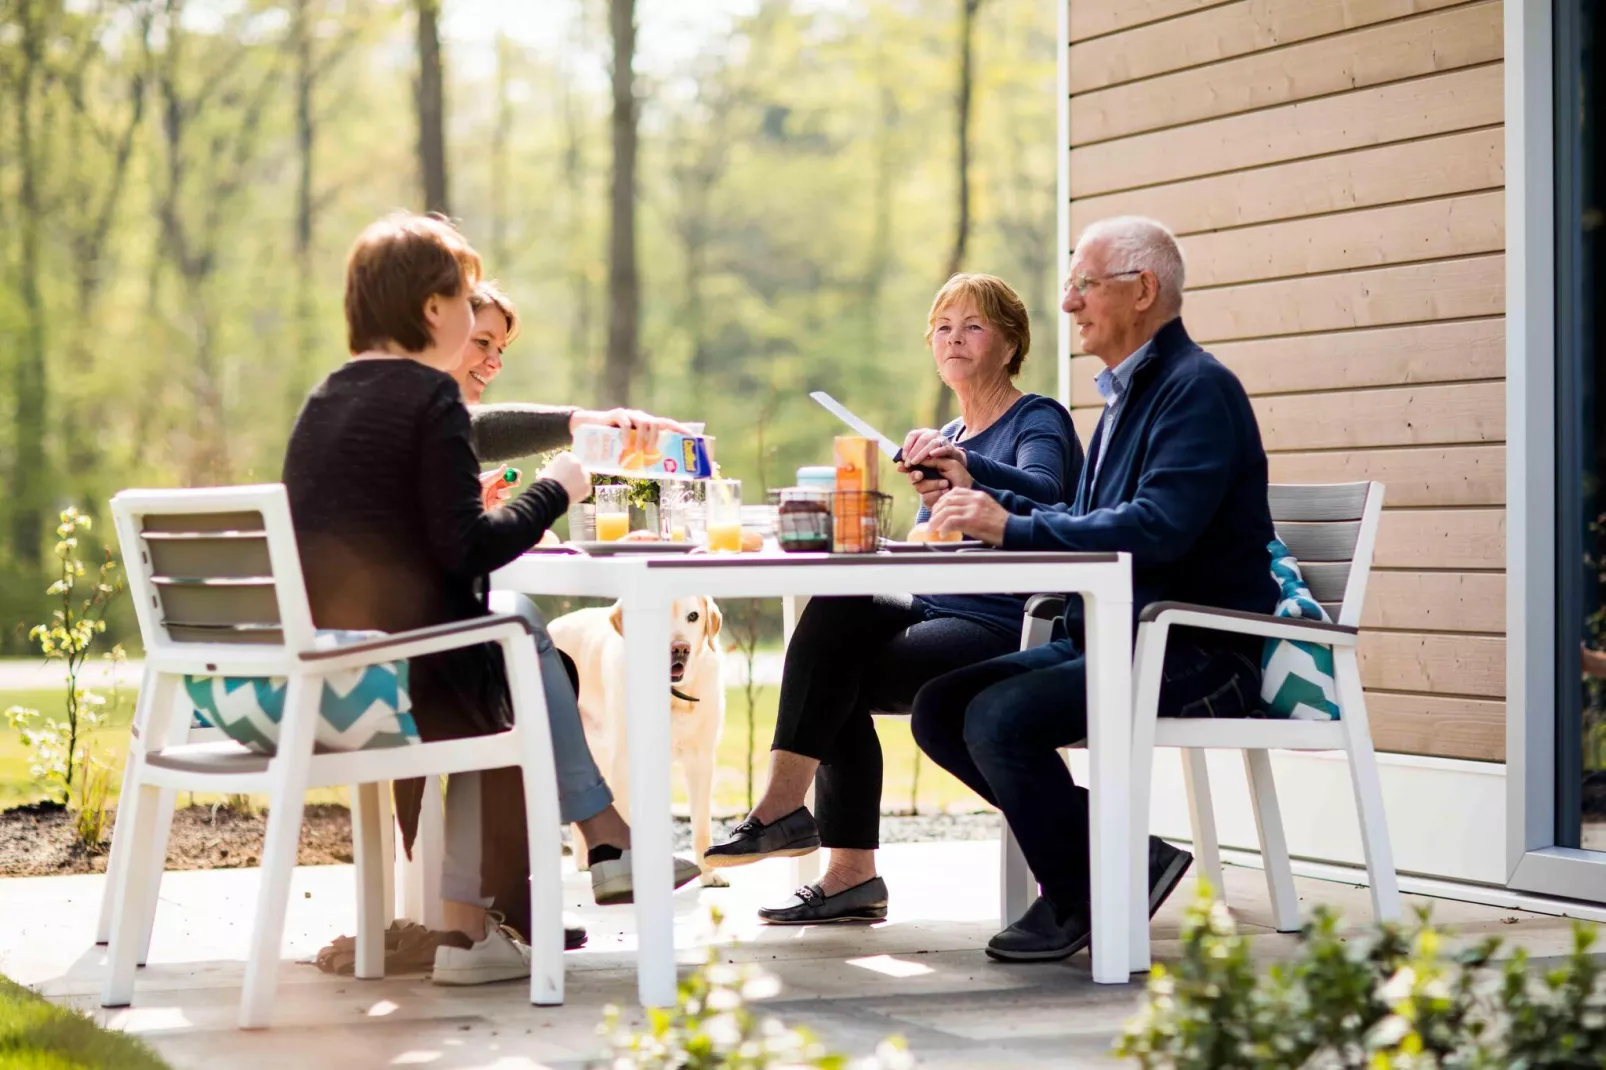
[1139,601,1358,647]
[1025,594,1067,621]
[298,613,535,672]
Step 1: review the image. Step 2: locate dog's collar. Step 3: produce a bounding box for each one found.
[670,686,700,704]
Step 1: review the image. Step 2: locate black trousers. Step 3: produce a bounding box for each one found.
[771,595,1019,849]
[911,634,1261,913]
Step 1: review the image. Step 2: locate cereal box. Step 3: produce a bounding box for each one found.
[572,425,715,480]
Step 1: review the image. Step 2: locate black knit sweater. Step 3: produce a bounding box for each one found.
[283,359,570,737]
[468,402,577,463]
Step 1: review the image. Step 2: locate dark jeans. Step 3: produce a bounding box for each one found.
[773,594,1020,849]
[911,633,1260,914]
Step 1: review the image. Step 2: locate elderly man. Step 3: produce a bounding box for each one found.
[909,216,1278,962]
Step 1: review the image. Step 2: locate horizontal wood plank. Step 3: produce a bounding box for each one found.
[1183,255,1504,343]
[1367,691,1504,760]
[1180,191,1504,288]
[1070,128,1504,238]
[1268,447,1505,508]
[1082,382,1506,450]
[1069,64,1501,197]
[1362,570,1504,633]
[1374,508,1504,569]
[1358,631,1503,697]
[1253,381,1504,450]
[1068,0,1228,43]
[1071,1,1499,142]
[1071,320,1504,406]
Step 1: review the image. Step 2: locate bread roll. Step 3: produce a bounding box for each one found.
[908,522,963,544]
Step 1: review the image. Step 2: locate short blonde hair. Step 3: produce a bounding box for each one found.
[469,280,520,345]
[344,212,482,354]
[924,273,1031,376]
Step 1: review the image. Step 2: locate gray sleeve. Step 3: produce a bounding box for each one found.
[468,403,578,463]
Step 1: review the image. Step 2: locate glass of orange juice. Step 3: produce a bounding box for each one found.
[705,479,742,552]
[593,484,630,542]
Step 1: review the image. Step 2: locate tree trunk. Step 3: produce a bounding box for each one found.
[931,0,985,428]
[490,30,512,267]
[292,0,317,407]
[603,0,640,407]
[10,0,48,569]
[415,0,448,215]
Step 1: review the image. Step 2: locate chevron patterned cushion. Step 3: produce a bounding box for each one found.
[1259,539,1341,720]
[184,630,419,754]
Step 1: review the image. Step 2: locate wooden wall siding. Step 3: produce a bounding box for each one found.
[1066,0,1506,761]
[1070,2,1500,144]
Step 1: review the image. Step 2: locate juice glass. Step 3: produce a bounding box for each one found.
[705,479,742,552]
[593,484,630,542]
[662,480,705,543]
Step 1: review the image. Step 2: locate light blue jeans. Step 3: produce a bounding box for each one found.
[441,591,612,904]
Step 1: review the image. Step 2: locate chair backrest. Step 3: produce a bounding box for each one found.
[112,485,317,667]
[1267,482,1385,630]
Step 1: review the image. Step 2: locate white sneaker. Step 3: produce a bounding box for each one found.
[591,851,703,906]
[432,915,530,986]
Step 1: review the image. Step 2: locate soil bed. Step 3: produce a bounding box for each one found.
[0,803,1002,878]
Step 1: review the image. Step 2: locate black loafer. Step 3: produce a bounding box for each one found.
[986,895,1090,962]
[1147,837,1194,918]
[703,806,821,869]
[564,916,587,951]
[758,876,888,925]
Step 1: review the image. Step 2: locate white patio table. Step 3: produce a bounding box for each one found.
[491,548,1134,1004]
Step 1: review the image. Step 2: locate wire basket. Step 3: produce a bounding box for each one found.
[831,490,892,553]
[768,489,892,553]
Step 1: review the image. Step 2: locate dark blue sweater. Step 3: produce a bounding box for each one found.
[918,393,1084,638]
[994,318,1277,647]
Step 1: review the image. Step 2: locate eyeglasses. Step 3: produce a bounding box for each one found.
[1065,270,1143,295]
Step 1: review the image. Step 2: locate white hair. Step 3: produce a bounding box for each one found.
[1073,216,1186,316]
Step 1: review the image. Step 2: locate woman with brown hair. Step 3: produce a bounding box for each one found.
[284,214,697,987]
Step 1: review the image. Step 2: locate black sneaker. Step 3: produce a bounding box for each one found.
[703,807,821,869]
[986,896,1091,962]
[1147,837,1194,918]
[757,876,888,925]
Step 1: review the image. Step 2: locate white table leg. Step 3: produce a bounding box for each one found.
[1083,591,1133,983]
[622,591,678,1007]
[781,595,822,888]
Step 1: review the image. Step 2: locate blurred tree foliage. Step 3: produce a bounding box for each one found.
[0,0,1058,651]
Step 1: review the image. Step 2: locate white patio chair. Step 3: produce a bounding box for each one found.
[99,485,566,1028]
[1004,481,1401,970]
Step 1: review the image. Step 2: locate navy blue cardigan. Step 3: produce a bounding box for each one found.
[994,318,1278,644]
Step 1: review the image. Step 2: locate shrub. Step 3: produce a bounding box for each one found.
[4,508,125,849]
[596,908,910,1069]
[1117,885,1606,1070]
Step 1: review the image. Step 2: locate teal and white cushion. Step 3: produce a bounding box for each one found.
[185,630,419,754]
[1259,540,1341,720]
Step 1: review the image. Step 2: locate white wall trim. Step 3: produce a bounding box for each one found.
[1055,0,1071,408]
[1505,0,1558,880]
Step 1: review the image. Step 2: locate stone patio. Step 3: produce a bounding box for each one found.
[1,839,1598,1069]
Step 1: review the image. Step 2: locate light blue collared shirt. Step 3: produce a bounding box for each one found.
[1089,338,1155,490]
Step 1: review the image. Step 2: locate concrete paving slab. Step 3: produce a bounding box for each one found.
[1,838,1596,1070]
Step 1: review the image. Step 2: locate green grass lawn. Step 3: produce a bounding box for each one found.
[0,684,987,818]
[0,975,170,1069]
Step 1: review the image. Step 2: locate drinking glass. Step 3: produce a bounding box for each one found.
[704,479,742,552]
[593,484,630,542]
[662,480,706,544]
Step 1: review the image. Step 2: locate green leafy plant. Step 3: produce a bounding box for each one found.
[1117,887,1606,1070]
[5,504,125,812]
[596,908,910,1069]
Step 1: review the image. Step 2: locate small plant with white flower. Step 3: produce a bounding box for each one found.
[596,908,913,1069]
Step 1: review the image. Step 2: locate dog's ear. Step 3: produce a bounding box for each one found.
[608,601,624,636]
[703,597,723,651]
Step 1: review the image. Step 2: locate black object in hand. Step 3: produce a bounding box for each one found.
[893,447,942,483]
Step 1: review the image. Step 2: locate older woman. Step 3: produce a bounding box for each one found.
[702,273,1084,923]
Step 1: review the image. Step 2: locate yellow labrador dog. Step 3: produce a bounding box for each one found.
[549,597,728,886]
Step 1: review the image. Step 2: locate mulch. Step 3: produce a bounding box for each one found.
[0,800,355,877]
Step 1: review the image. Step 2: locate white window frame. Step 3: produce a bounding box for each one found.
[1505,0,1606,900]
